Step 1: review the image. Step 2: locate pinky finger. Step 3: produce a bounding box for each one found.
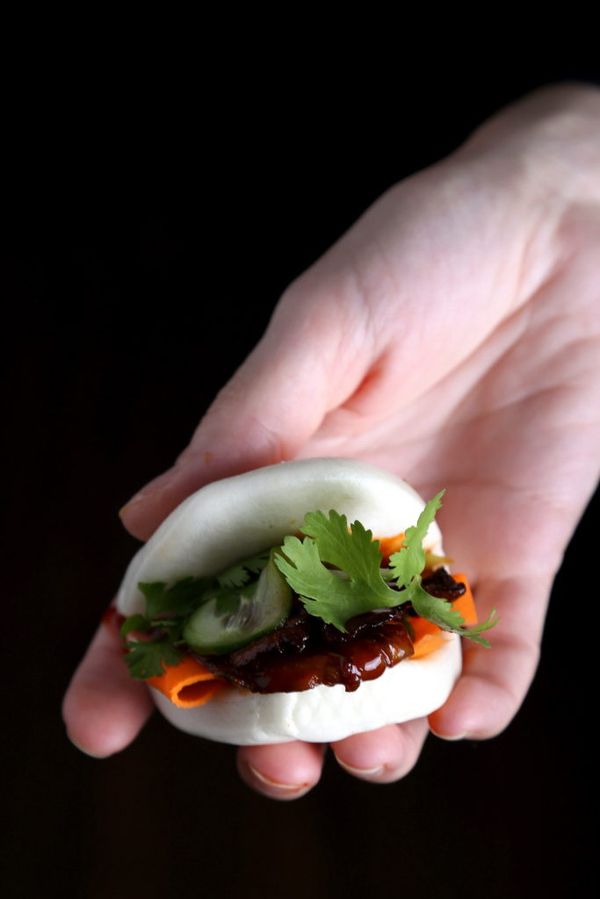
[62,605,154,757]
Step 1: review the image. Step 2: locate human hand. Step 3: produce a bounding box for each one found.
[63,82,600,799]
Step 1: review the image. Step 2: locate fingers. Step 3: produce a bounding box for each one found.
[331,719,429,784]
[119,285,375,541]
[236,720,429,799]
[62,608,154,757]
[237,741,326,801]
[428,574,546,740]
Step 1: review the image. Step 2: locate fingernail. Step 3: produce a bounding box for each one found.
[247,764,309,795]
[429,728,467,742]
[335,758,385,778]
[119,479,170,518]
[119,470,177,516]
[120,485,163,514]
[66,732,105,759]
[119,494,146,516]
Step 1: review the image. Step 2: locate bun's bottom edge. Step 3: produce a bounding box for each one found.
[150,636,462,745]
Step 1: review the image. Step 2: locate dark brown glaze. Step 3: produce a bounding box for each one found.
[421,568,466,600]
[225,610,312,666]
[195,603,414,694]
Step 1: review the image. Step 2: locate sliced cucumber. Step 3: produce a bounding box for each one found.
[183,557,292,655]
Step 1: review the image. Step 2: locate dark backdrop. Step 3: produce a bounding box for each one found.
[1,66,597,898]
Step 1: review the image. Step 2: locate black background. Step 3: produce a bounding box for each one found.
[1,65,597,898]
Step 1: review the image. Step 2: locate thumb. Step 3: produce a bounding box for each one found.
[119,284,374,540]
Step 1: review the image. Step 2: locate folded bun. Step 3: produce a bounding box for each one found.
[116,458,461,744]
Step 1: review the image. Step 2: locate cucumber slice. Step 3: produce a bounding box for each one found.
[183,557,292,655]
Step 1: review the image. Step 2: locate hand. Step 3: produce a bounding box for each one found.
[63,83,600,799]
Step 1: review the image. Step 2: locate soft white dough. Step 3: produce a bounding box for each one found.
[117,458,444,615]
[116,457,460,744]
[151,635,461,745]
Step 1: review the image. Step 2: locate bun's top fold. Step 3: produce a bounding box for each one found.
[117,458,443,617]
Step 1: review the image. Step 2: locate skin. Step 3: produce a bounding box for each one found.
[63,83,600,799]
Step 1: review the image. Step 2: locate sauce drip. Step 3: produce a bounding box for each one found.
[249,620,413,693]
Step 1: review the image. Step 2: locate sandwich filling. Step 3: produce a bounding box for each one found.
[119,491,497,705]
[193,567,466,694]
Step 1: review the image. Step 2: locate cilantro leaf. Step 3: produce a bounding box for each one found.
[122,576,216,679]
[217,552,270,588]
[407,579,465,629]
[409,580,499,647]
[124,638,183,679]
[275,518,400,631]
[388,491,444,587]
[456,614,499,647]
[301,510,387,590]
[119,613,151,640]
[139,576,212,618]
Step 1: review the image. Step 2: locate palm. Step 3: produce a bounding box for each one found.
[302,278,595,584]
[297,174,599,597]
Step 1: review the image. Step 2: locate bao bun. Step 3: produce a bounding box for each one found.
[116,458,461,745]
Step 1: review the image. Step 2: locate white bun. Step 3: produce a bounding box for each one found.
[116,458,461,744]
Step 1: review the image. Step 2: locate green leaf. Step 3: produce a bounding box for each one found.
[138,582,168,618]
[301,510,387,590]
[389,491,445,586]
[120,613,151,641]
[275,516,401,631]
[124,638,184,679]
[217,552,270,588]
[407,579,465,629]
[409,580,499,647]
[139,576,212,618]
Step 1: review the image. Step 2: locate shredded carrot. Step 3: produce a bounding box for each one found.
[147,656,227,709]
[411,573,477,659]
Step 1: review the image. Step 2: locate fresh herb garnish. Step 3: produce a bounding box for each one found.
[138,576,212,618]
[388,491,445,587]
[121,557,272,678]
[275,492,497,644]
[119,613,152,640]
[124,637,184,679]
[216,552,270,588]
[408,580,498,647]
[275,512,401,631]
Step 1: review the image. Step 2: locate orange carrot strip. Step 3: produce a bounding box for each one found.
[411,573,477,659]
[147,655,227,709]
[410,622,447,659]
[411,632,447,659]
[377,531,405,559]
[449,573,478,625]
